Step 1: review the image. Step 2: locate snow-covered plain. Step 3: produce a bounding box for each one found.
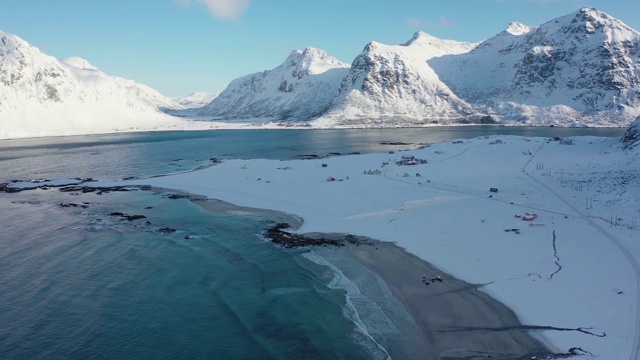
[123,134,640,359]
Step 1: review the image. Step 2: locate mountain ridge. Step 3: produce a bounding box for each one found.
[2,7,640,139]
[0,31,184,139]
[195,47,350,120]
[199,7,640,128]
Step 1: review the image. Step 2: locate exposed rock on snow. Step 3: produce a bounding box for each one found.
[429,7,640,127]
[196,47,350,120]
[0,31,185,139]
[314,32,479,127]
[622,116,640,148]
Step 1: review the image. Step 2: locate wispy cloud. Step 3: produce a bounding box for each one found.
[406,17,457,29]
[175,0,250,20]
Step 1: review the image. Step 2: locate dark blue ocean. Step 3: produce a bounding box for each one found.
[0,127,625,359]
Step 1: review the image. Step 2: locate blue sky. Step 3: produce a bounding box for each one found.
[1,0,638,97]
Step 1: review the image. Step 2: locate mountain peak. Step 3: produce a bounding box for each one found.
[403,31,438,46]
[504,22,531,36]
[283,47,347,75]
[562,6,635,33]
[578,6,602,18]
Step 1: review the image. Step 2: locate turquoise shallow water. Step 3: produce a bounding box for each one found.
[0,188,373,359]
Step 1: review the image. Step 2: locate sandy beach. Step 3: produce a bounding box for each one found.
[345,240,551,359]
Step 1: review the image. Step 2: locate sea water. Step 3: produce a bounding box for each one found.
[0,127,625,359]
[0,188,373,359]
[0,127,624,182]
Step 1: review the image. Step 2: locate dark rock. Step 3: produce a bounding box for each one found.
[0,183,23,193]
[59,202,89,208]
[125,215,146,221]
[165,194,189,200]
[263,223,343,248]
[622,116,640,149]
[380,141,412,145]
[158,227,176,233]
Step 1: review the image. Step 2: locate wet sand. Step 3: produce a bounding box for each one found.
[345,240,554,359]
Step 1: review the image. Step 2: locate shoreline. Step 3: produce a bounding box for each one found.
[0,122,628,142]
[162,188,557,358]
[345,240,553,359]
[115,134,638,358]
[307,235,555,359]
[149,186,305,229]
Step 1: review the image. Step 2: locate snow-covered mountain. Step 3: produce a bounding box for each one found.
[174,91,218,108]
[315,32,478,127]
[204,7,639,128]
[2,6,639,138]
[197,47,350,120]
[428,7,640,127]
[0,31,185,139]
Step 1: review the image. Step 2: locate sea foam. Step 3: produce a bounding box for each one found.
[302,249,423,360]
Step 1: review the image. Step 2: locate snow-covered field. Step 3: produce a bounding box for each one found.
[125,135,640,359]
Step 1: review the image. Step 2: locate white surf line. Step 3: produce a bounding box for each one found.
[523,142,640,360]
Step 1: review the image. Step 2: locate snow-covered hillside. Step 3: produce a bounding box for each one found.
[0,31,186,139]
[174,91,218,108]
[196,48,350,120]
[429,7,640,127]
[314,32,478,127]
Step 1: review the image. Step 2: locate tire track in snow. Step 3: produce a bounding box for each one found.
[548,230,562,280]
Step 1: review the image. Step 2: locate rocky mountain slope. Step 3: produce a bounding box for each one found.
[428,7,640,127]
[0,31,184,139]
[196,47,350,120]
[315,32,478,127]
[622,116,640,148]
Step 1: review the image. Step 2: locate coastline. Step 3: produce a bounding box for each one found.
[149,186,305,228]
[343,240,552,359]
[157,189,556,358]
[117,134,639,358]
